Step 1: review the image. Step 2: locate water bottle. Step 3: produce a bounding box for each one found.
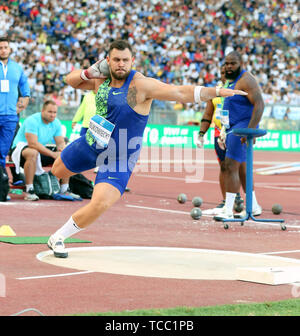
[215,104,222,120]
[220,109,230,129]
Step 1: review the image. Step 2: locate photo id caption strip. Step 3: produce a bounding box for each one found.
[104,318,194,334]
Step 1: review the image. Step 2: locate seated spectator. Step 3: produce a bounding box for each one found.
[11,100,80,201]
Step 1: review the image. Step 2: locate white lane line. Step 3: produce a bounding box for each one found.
[135,174,197,182]
[134,174,300,192]
[17,270,94,280]
[0,202,69,207]
[126,204,193,216]
[259,250,300,255]
[137,159,294,166]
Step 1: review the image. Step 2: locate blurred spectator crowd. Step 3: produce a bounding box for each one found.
[0,0,299,120]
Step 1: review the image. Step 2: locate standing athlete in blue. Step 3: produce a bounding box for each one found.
[214,51,264,220]
[47,40,248,258]
[0,37,30,170]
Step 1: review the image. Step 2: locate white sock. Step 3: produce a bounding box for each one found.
[60,183,69,194]
[53,216,83,240]
[26,184,34,192]
[225,192,236,213]
[252,190,259,209]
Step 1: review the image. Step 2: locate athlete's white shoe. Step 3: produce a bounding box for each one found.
[234,205,262,219]
[47,235,68,258]
[24,189,39,201]
[202,200,225,215]
[213,208,234,221]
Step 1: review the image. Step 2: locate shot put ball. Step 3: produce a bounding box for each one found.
[192,196,203,207]
[177,193,187,204]
[190,207,202,220]
[99,59,111,77]
[234,202,244,213]
[272,204,282,215]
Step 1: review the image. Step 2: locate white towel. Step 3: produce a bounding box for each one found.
[11,142,45,176]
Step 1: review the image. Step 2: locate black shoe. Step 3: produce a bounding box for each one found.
[215,200,225,208]
[235,193,244,206]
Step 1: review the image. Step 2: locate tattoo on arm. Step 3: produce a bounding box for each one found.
[127,87,137,109]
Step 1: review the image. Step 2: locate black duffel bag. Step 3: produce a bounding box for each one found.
[69,173,94,199]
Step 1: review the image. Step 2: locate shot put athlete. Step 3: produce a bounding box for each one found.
[47,39,247,258]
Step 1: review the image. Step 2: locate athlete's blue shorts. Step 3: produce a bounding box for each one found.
[60,135,133,195]
[225,120,250,163]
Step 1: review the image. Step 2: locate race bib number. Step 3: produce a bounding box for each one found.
[220,109,230,129]
[88,115,115,148]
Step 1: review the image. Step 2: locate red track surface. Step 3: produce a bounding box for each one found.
[0,149,299,316]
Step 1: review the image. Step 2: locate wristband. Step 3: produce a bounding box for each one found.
[80,70,90,81]
[216,87,221,97]
[198,131,205,136]
[194,86,204,103]
[201,118,211,123]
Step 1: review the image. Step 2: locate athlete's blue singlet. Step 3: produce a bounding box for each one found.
[223,70,256,163]
[61,70,149,194]
[222,70,253,127]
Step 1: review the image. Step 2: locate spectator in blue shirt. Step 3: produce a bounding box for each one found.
[0,36,30,169]
[11,100,81,201]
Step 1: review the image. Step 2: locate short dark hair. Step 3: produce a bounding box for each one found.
[42,100,57,109]
[109,39,133,56]
[0,36,9,43]
[226,50,242,62]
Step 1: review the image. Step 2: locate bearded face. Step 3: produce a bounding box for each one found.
[108,48,134,81]
[110,68,131,81]
[225,65,241,80]
[0,41,10,62]
[224,53,242,80]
